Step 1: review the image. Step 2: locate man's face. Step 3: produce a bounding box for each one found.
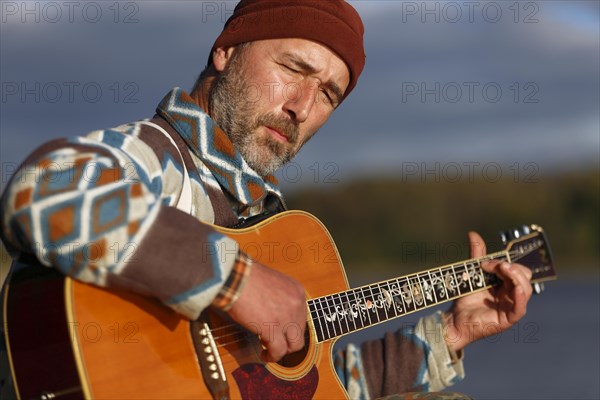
[209,38,350,176]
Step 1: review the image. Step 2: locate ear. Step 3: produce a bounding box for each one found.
[212,47,237,72]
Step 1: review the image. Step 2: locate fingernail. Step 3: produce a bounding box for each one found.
[502,262,511,271]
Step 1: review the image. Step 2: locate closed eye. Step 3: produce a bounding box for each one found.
[280,63,300,74]
[321,89,334,105]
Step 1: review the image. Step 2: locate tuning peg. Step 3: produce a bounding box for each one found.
[533,282,545,294]
[501,227,530,245]
[500,231,509,245]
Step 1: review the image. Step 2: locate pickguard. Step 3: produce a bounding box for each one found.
[232,363,319,400]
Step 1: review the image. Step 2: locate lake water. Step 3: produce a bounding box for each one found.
[333,276,600,400]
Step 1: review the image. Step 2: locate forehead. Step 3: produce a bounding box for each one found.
[245,38,351,93]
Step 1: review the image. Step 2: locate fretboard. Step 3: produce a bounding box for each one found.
[307,250,513,343]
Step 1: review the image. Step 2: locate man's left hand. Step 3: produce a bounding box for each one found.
[444,231,534,352]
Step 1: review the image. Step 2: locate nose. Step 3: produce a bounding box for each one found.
[282,81,317,123]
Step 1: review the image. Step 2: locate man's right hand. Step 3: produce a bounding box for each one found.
[226,262,307,363]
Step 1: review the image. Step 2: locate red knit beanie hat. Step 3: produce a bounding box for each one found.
[211,0,365,100]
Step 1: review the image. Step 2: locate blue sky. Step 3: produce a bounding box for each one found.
[1,1,598,189]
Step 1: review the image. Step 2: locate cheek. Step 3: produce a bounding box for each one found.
[256,70,290,107]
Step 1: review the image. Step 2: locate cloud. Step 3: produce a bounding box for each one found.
[1,0,598,188]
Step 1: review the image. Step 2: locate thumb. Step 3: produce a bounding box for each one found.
[468,231,486,258]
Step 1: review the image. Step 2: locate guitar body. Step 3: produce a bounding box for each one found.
[3,210,556,399]
[3,211,351,399]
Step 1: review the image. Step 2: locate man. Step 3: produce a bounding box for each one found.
[0,0,533,398]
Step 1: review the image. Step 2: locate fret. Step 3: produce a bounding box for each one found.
[452,264,466,296]
[414,274,426,306]
[308,300,326,343]
[381,281,400,319]
[336,292,352,335]
[441,267,451,299]
[400,276,416,313]
[424,271,438,304]
[471,259,486,289]
[506,246,514,263]
[359,286,374,327]
[317,297,332,341]
[418,275,429,307]
[325,296,341,338]
[375,283,392,321]
[443,266,453,298]
[346,286,370,330]
[391,279,406,316]
[415,275,427,308]
[463,262,474,293]
[407,276,419,311]
[367,284,387,325]
[326,296,342,336]
[366,285,378,326]
[431,268,448,301]
[376,282,391,321]
[454,263,469,293]
[335,295,346,335]
[442,266,457,298]
[344,289,359,333]
[406,275,423,310]
[351,288,368,331]
[387,279,406,316]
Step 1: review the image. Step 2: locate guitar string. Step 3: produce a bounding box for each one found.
[207,250,519,341]
[210,267,496,345]
[206,250,509,340]
[309,244,540,327]
[208,251,519,342]
[306,244,536,311]
[207,245,537,346]
[210,277,494,349]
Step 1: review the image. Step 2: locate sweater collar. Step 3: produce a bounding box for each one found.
[156,87,282,207]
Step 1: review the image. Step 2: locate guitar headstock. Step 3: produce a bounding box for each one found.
[500,225,557,294]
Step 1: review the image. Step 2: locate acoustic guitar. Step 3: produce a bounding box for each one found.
[1,211,556,399]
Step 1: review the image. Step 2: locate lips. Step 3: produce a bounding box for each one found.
[265,125,289,143]
[257,113,299,145]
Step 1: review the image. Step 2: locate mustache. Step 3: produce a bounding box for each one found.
[256,113,299,145]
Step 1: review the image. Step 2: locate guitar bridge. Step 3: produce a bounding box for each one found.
[190,316,229,400]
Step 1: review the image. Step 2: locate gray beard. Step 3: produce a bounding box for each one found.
[208,51,301,177]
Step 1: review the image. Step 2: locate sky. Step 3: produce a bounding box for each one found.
[1,0,599,191]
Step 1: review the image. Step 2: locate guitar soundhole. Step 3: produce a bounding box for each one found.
[277,330,311,368]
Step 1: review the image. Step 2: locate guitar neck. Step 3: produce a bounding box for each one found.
[307,230,550,343]
[307,252,503,342]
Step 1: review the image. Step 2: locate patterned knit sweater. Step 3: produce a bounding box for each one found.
[0,88,464,398]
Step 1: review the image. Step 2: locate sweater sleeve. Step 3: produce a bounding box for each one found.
[0,128,238,320]
[334,311,465,398]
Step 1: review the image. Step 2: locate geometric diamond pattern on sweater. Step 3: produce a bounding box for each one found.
[157,87,282,214]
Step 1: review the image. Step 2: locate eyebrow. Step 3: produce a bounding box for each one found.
[281,52,345,105]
